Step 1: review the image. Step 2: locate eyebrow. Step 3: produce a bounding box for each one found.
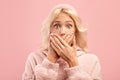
[53,20,73,23]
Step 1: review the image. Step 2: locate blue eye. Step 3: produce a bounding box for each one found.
[54,24,60,29]
[66,24,72,29]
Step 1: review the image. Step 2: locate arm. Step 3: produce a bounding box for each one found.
[64,55,102,80]
[34,58,59,80]
[22,53,59,80]
[65,66,92,80]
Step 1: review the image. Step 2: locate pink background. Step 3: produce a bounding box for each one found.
[0,0,120,80]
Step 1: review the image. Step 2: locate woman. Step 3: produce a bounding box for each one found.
[22,4,102,80]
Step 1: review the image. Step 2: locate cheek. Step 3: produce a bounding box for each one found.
[50,28,59,34]
[70,28,75,32]
[72,26,76,33]
[66,28,75,33]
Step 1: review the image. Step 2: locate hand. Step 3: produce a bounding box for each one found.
[62,33,74,46]
[47,33,72,63]
[50,34,78,67]
[47,34,59,63]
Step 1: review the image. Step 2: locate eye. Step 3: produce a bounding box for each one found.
[66,24,72,29]
[53,24,60,29]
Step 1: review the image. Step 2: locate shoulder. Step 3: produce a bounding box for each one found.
[82,53,99,61]
[77,50,99,60]
[76,52,102,77]
[26,50,47,64]
[77,51,100,65]
[76,47,99,62]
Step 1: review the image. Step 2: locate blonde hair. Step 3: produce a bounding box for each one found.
[40,4,88,53]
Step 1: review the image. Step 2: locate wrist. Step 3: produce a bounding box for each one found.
[68,58,79,67]
[47,55,58,63]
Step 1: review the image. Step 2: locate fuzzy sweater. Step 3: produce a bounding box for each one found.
[22,48,102,80]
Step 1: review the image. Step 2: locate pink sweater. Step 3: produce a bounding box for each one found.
[22,48,102,80]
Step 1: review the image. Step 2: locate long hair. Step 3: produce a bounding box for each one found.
[40,4,88,53]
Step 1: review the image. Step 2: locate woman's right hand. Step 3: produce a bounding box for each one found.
[47,35,59,63]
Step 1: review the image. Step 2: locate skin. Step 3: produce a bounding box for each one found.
[47,12,79,67]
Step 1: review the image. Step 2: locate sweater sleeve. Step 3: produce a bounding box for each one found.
[34,58,59,80]
[22,53,36,80]
[65,66,93,80]
[22,52,59,80]
[64,54,102,80]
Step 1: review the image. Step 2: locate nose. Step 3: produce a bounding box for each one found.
[60,27,66,36]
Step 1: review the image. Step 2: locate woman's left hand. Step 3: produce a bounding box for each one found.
[50,34,79,67]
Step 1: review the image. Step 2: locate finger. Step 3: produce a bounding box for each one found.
[59,34,71,45]
[50,41,61,56]
[53,36,65,49]
[51,41,66,60]
[62,34,68,40]
[50,36,63,52]
[65,34,74,45]
[72,36,76,48]
[54,34,68,47]
[64,34,70,43]
[64,32,74,42]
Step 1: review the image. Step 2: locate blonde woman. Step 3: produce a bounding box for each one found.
[22,4,102,80]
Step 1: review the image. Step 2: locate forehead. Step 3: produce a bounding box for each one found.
[53,12,74,23]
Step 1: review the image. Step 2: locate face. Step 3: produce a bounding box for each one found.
[50,12,76,38]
